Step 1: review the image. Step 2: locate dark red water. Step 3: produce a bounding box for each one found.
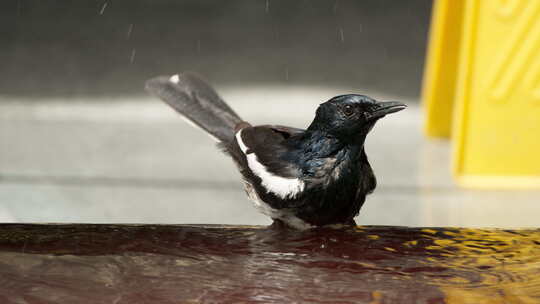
[0,224,539,303]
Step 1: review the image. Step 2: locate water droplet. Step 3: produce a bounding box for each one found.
[127,24,134,39]
[99,2,108,15]
[339,28,345,43]
[265,0,270,13]
[130,49,136,63]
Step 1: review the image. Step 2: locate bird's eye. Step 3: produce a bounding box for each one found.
[343,105,354,117]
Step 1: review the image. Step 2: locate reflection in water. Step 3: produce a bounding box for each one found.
[0,224,539,303]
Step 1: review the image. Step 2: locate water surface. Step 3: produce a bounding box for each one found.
[0,224,539,303]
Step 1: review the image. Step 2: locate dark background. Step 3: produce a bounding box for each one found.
[1,0,432,98]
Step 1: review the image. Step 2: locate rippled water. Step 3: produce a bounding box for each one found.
[0,224,539,303]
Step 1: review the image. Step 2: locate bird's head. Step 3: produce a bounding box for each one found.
[307,94,406,142]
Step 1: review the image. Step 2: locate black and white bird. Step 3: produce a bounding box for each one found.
[145,72,406,229]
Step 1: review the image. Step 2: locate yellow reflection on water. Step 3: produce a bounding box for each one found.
[418,228,540,303]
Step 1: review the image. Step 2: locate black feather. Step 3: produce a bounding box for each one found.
[145,72,242,143]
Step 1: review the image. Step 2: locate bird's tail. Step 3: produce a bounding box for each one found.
[145,72,243,143]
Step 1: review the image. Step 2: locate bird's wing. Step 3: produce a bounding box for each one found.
[264,125,305,138]
[235,125,306,199]
[236,125,305,177]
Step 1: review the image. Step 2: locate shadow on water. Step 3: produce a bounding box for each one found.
[0,224,539,303]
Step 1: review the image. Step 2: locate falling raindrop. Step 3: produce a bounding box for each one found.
[197,39,201,53]
[16,0,21,16]
[130,49,136,63]
[333,0,338,14]
[285,68,289,81]
[127,24,134,39]
[339,28,345,43]
[99,2,108,15]
[265,0,270,13]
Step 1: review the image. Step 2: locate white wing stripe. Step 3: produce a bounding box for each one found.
[235,130,305,199]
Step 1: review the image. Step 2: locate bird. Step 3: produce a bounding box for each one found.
[145,72,406,229]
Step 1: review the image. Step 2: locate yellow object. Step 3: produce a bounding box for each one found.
[423,0,540,188]
[422,0,465,138]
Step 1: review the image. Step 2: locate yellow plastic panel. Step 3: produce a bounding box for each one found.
[422,0,465,138]
[453,0,540,188]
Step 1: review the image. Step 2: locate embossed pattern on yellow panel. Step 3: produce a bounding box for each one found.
[453,0,540,187]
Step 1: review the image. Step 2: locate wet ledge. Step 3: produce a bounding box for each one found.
[1,224,539,303]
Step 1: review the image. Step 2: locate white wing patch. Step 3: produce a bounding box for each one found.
[236,129,305,199]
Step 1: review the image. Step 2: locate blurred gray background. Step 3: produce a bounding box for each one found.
[3,1,539,227]
[1,0,430,98]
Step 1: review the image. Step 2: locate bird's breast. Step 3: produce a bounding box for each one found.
[304,148,359,187]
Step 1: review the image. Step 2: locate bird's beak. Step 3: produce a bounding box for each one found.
[366,101,407,120]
